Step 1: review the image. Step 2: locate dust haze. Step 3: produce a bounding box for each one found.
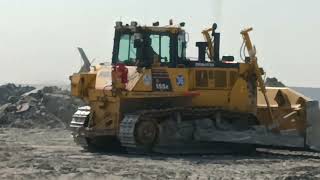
[0,0,319,87]
[1,1,320,180]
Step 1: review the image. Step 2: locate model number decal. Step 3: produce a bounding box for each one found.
[155,83,169,90]
[151,69,172,91]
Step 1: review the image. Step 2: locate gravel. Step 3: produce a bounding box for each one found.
[0,128,320,180]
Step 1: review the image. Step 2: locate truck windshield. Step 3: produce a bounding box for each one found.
[118,34,137,65]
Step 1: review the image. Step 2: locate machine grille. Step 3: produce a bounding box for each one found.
[214,70,227,88]
[229,71,238,87]
[195,70,208,87]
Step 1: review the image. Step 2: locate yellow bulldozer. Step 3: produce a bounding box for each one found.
[70,21,320,154]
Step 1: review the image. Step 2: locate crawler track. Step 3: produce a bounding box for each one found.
[118,114,152,154]
[70,106,91,150]
[118,107,257,154]
[72,106,316,156]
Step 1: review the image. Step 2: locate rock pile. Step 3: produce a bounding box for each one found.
[0,84,84,129]
[0,83,35,105]
[265,77,286,87]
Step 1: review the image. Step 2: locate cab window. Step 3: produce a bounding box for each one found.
[150,35,160,55]
[178,33,186,58]
[149,35,171,63]
[160,36,170,63]
[118,34,136,65]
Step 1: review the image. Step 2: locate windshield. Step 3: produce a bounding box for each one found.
[114,32,185,66]
[118,34,137,65]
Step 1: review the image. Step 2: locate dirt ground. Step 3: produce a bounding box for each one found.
[1,128,320,180]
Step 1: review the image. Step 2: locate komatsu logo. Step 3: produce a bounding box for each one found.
[195,63,215,67]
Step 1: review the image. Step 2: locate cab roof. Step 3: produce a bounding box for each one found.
[114,21,185,34]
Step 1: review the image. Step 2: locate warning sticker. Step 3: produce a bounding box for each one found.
[143,74,152,86]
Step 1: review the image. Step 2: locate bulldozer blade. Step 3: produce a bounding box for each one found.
[254,87,320,150]
[197,87,320,151]
[306,100,320,151]
[194,127,305,148]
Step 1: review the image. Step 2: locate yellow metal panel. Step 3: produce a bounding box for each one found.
[70,74,81,97]
[239,63,251,75]
[192,90,230,107]
[71,73,96,98]
[132,69,153,92]
[190,67,238,90]
[229,78,252,112]
[167,68,189,92]
[215,70,227,88]
[256,87,312,133]
[95,66,112,90]
[229,71,238,87]
[90,97,120,131]
[257,87,312,108]
[124,91,186,98]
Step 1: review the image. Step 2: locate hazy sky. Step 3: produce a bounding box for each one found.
[0,0,319,87]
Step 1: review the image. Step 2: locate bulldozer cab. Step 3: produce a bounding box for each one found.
[111,22,187,68]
